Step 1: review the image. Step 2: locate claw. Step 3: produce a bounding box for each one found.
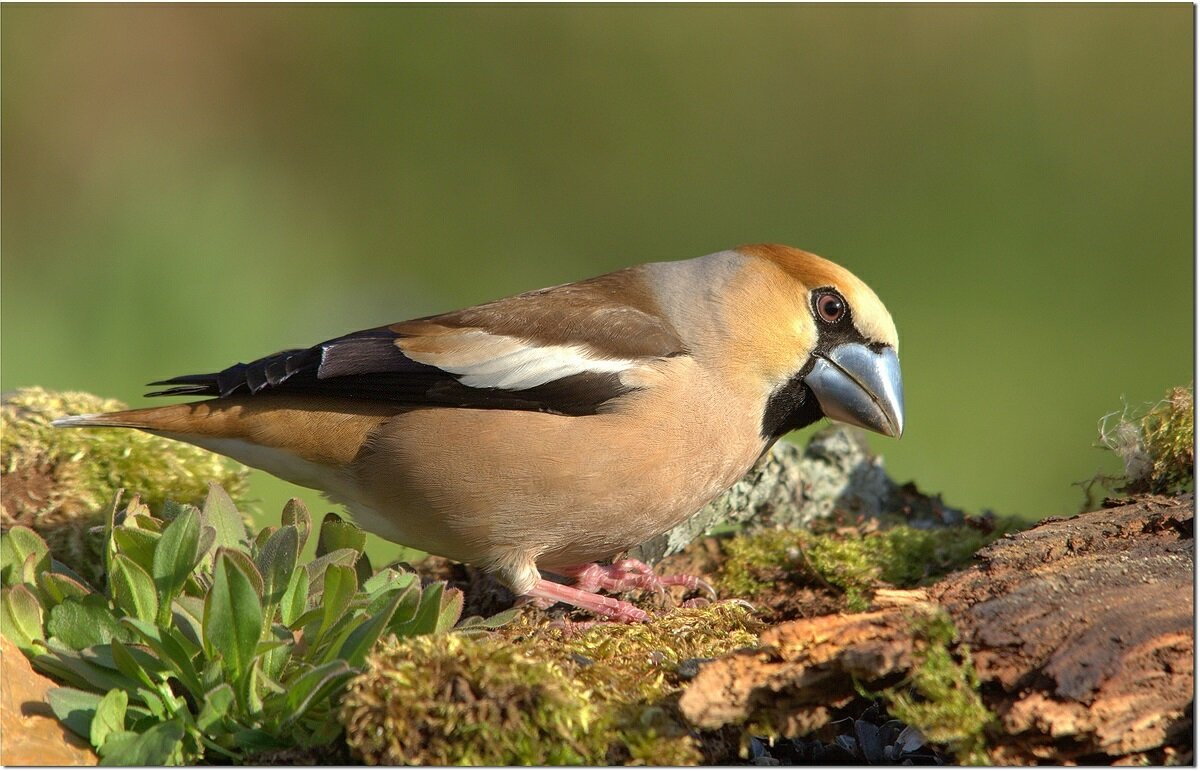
[562,559,717,599]
[527,559,718,622]
[525,578,650,623]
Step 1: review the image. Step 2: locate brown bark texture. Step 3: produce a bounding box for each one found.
[0,637,98,765]
[679,495,1194,764]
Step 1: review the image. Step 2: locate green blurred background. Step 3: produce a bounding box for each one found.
[2,5,1193,560]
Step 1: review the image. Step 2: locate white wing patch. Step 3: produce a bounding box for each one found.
[398,330,639,391]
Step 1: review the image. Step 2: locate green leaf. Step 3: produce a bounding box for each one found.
[108,639,157,690]
[90,689,128,748]
[281,498,312,553]
[133,686,166,719]
[316,564,355,640]
[1,584,44,655]
[96,731,138,763]
[364,573,419,616]
[255,525,298,606]
[289,607,325,634]
[316,513,374,586]
[316,512,364,558]
[457,607,521,631]
[111,529,160,576]
[241,657,264,716]
[103,491,123,593]
[200,658,223,692]
[159,499,190,523]
[47,597,129,649]
[279,566,309,628]
[354,551,374,588]
[386,581,425,630]
[47,686,102,740]
[47,558,95,592]
[195,683,235,732]
[110,554,158,623]
[122,618,204,697]
[392,581,446,638]
[203,554,262,681]
[254,525,279,550]
[36,571,91,608]
[231,728,288,752]
[201,483,248,552]
[123,511,162,532]
[218,548,264,598]
[338,589,404,668]
[36,642,143,694]
[303,548,357,595]
[280,660,353,727]
[309,718,343,747]
[80,640,168,681]
[362,566,418,597]
[195,525,217,568]
[259,624,294,681]
[0,526,50,587]
[436,587,465,633]
[152,506,201,625]
[98,719,185,765]
[170,595,205,648]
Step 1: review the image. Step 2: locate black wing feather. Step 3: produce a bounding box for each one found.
[146,326,631,416]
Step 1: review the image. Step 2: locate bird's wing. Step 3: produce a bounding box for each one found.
[147,267,687,417]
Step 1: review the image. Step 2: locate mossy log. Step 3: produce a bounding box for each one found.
[678,495,1194,765]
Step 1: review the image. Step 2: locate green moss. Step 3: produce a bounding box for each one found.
[340,603,762,765]
[718,524,1003,612]
[1098,385,1194,496]
[341,632,599,765]
[1,387,249,585]
[1132,385,1193,494]
[876,609,994,765]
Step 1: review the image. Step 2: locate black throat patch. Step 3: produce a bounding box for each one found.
[760,364,825,438]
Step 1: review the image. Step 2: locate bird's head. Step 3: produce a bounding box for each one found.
[693,244,905,440]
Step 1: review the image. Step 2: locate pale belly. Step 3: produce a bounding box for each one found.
[348,385,770,574]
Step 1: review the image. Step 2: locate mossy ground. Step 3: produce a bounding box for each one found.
[340,603,762,765]
[876,609,994,765]
[715,519,1009,614]
[1,387,249,585]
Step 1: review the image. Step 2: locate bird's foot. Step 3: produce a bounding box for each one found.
[525,578,650,623]
[561,558,717,599]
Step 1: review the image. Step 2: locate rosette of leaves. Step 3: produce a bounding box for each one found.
[0,485,480,764]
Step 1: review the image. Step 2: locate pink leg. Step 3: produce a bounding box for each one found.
[525,578,650,623]
[560,558,717,598]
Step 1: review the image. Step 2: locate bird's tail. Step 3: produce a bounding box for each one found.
[53,396,397,471]
[52,404,201,431]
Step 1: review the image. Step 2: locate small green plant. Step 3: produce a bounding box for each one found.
[1096,384,1194,497]
[873,610,994,765]
[0,484,476,764]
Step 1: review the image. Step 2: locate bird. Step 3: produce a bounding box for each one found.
[54,244,904,622]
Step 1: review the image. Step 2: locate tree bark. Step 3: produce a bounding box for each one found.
[679,495,1194,764]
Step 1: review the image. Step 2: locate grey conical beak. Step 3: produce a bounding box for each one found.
[805,343,905,438]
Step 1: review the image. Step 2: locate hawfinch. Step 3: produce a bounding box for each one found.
[56,244,903,622]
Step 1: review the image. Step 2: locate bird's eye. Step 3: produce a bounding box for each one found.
[816,292,846,324]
